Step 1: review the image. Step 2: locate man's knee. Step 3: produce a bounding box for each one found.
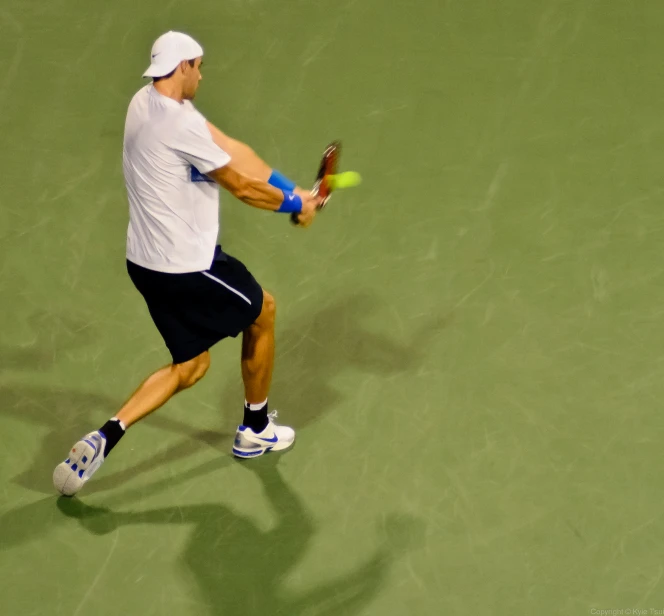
[175,351,210,390]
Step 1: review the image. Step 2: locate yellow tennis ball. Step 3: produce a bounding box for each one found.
[328,171,362,190]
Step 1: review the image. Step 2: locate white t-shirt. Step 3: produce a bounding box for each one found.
[123,85,231,273]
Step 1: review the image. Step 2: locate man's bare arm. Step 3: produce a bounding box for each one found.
[206,122,272,181]
[207,165,283,210]
[207,164,321,226]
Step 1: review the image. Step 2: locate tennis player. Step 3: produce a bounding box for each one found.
[53,31,322,496]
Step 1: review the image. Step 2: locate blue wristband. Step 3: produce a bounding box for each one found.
[268,170,297,192]
[276,191,302,213]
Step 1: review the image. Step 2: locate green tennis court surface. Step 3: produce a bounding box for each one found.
[2,1,664,614]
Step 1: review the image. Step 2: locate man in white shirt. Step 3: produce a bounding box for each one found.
[54,31,322,496]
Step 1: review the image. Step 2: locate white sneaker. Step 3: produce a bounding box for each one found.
[232,411,295,459]
[53,431,106,496]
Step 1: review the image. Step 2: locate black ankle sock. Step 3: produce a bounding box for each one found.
[99,418,126,457]
[243,401,269,433]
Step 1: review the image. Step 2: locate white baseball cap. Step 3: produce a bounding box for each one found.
[143,31,204,78]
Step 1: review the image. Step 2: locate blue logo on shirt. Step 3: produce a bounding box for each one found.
[190,166,214,183]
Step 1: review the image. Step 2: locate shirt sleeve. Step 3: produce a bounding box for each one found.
[166,110,231,174]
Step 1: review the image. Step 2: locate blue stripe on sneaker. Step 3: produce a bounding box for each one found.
[71,463,78,472]
[82,456,88,464]
[83,439,98,453]
[78,469,84,478]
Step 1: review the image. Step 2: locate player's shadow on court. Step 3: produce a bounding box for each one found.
[54,458,425,616]
[219,292,449,432]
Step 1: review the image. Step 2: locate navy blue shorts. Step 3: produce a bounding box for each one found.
[127,247,263,364]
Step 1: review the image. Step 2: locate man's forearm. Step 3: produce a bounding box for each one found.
[208,165,290,211]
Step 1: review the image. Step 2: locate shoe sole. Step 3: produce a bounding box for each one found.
[53,438,101,496]
[232,446,270,458]
[232,436,295,459]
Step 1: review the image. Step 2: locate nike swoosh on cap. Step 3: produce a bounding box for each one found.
[151,52,162,58]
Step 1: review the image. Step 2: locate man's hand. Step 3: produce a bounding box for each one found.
[292,187,323,227]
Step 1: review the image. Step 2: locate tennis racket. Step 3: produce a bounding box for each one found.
[291,141,341,225]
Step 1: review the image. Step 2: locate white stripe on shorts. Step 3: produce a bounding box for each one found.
[201,271,252,305]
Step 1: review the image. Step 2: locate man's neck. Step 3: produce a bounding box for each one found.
[153,80,184,104]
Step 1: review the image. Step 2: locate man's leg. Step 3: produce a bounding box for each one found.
[233,290,295,458]
[241,291,276,405]
[53,351,210,495]
[116,351,211,427]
